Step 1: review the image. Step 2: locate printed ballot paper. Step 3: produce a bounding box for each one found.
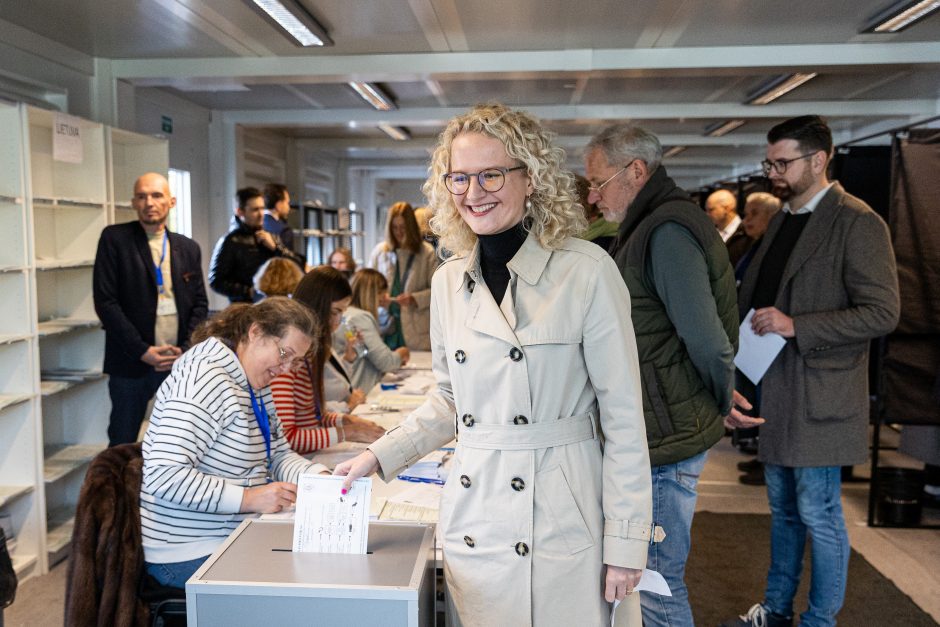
[292,474,371,554]
[734,308,787,385]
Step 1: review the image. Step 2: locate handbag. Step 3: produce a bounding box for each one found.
[0,527,17,608]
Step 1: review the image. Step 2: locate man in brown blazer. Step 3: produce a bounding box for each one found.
[723,116,900,627]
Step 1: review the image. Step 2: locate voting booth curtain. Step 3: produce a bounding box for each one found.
[882,130,940,425]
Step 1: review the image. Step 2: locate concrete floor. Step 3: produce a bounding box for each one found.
[4,437,939,626]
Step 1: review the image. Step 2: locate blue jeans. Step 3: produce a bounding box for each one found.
[763,464,849,627]
[641,450,708,627]
[107,370,168,446]
[145,555,209,589]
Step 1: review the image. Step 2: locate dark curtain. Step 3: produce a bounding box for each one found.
[882,129,940,425]
[831,145,892,222]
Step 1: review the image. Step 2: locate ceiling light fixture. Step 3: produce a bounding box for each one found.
[861,0,940,32]
[248,0,333,46]
[663,146,687,158]
[348,82,397,111]
[745,73,817,105]
[378,124,411,141]
[704,119,746,137]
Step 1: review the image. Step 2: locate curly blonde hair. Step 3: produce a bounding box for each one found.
[423,103,586,255]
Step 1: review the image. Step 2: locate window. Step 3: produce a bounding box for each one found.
[168,168,192,237]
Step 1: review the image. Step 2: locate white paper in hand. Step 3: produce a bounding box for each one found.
[609,569,672,626]
[734,309,787,384]
[292,474,371,554]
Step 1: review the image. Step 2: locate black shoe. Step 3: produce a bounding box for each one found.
[737,458,762,472]
[738,440,759,455]
[739,467,766,486]
[923,490,940,509]
[720,603,793,627]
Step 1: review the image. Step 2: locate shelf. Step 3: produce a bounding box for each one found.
[114,202,132,210]
[43,443,105,483]
[0,265,27,274]
[0,333,30,346]
[35,258,95,271]
[40,371,106,397]
[0,484,33,508]
[299,229,365,238]
[32,197,105,209]
[47,506,75,565]
[0,194,23,204]
[12,553,38,577]
[0,394,33,412]
[37,318,100,338]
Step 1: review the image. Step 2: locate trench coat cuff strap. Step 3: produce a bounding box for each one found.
[368,426,420,482]
[602,535,650,570]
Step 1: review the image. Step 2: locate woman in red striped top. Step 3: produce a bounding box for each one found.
[271,266,385,454]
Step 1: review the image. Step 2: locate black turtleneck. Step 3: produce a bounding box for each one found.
[478,223,527,304]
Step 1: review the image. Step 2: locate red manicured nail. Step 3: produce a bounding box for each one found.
[341,488,347,495]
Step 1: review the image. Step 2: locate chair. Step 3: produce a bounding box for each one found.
[64,443,186,626]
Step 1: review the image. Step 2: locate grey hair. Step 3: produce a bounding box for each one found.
[586,124,663,172]
[745,191,782,215]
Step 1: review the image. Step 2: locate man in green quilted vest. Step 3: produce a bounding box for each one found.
[585,124,739,627]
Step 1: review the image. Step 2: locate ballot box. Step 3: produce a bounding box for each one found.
[186,520,436,627]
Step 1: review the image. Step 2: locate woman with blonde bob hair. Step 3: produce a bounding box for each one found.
[337,103,653,626]
[369,201,438,351]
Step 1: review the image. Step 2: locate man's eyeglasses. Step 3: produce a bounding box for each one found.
[761,152,817,176]
[443,165,526,195]
[588,163,631,194]
[276,344,305,370]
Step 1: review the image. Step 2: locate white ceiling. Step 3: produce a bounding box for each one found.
[4,0,939,189]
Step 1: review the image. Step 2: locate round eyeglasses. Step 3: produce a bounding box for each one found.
[761,152,816,176]
[443,165,527,195]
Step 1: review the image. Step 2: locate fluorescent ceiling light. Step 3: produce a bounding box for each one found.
[378,124,411,141]
[248,0,333,47]
[348,82,397,111]
[745,73,817,105]
[663,146,686,158]
[862,0,940,32]
[704,119,746,137]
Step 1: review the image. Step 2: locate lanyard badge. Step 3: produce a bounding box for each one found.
[247,387,273,481]
[154,230,168,294]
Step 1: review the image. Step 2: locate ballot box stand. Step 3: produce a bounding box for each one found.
[186,520,436,627]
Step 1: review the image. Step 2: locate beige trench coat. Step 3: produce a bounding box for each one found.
[369,234,652,626]
[369,241,439,351]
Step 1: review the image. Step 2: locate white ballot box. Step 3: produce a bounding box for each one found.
[186,520,436,627]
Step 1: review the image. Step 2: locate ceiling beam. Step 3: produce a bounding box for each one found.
[225,100,937,125]
[111,42,940,83]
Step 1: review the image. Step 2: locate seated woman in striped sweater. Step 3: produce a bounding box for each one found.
[140,297,330,589]
[271,266,384,454]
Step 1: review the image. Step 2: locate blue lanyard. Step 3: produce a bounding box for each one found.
[155,230,168,294]
[247,387,272,479]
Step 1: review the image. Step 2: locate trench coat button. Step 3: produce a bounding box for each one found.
[460,474,471,488]
[509,347,523,362]
[462,413,475,427]
[515,542,529,556]
[467,279,475,293]
[464,535,475,548]
[455,350,466,363]
[513,415,528,425]
[511,477,525,491]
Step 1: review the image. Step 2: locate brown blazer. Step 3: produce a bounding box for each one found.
[738,183,899,467]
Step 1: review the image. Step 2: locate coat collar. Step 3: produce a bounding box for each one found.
[456,231,550,292]
[777,181,845,289]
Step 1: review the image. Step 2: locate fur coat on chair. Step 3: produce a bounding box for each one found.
[64,443,149,627]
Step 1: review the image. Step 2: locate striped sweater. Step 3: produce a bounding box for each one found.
[140,336,327,564]
[270,361,342,454]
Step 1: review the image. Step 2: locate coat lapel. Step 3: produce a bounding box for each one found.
[777,183,844,295]
[134,223,158,286]
[461,242,523,348]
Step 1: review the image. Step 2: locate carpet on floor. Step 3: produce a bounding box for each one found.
[686,512,937,626]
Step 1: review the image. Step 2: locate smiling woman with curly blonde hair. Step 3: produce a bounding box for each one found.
[336,102,652,626]
[423,102,586,255]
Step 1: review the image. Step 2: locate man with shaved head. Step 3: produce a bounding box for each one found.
[706,188,750,266]
[93,172,208,446]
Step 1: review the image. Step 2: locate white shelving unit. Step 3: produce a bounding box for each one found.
[0,103,169,579]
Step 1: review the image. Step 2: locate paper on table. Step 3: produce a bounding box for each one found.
[734,309,787,385]
[610,569,673,626]
[292,474,371,554]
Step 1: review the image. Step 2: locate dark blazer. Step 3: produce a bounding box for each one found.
[93,221,208,378]
[738,183,900,467]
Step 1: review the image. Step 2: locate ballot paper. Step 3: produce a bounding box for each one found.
[292,474,371,554]
[734,308,787,384]
[610,569,672,626]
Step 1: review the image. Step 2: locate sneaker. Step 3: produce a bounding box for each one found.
[737,458,762,472]
[720,603,792,627]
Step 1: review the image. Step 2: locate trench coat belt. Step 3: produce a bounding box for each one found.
[457,412,596,451]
